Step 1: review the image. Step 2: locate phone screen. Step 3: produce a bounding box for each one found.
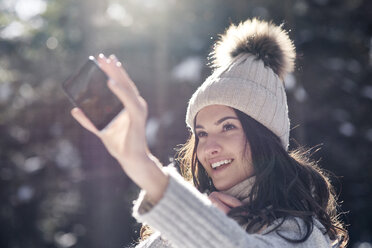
[62,56,123,130]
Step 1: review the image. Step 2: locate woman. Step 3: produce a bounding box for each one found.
[71,18,348,247]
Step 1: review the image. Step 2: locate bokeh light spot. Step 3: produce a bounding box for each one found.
[46,37,59,50]
[24,156,44,173]
[171,56,203,83]
[17,185,34,202]
[339,122,355,137]
[54,232,77,248]
[284,73,296,91]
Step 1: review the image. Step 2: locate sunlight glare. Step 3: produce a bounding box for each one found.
[106,3,133,27]
[15,0,47,20]
[0,21,25,39]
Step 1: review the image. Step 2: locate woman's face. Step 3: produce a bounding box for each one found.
[195,105,254,191]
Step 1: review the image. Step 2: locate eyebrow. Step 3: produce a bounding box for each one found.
[195,116,238,129]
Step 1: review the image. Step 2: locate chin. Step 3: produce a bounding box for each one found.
[213,181,235,191]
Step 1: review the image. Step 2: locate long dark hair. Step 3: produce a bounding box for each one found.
[176,108,348,247]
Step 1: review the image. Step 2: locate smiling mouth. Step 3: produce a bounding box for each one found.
[211,159,233,169]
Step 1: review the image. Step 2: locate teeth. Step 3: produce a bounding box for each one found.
[211,159,232,169]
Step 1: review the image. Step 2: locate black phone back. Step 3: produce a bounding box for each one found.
[62,56,123,130]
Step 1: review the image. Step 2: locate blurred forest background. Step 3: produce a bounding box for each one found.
[0,0,371,247]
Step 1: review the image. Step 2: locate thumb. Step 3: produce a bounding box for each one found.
[209,191,243,208]
[209,191,243,214]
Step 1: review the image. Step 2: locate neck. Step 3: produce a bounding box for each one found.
[220,176,255,204]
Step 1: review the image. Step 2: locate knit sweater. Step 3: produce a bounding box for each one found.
[133,166,335,248]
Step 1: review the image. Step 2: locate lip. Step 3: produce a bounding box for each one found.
[209,159,233,178]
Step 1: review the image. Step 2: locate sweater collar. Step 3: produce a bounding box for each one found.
[220,176,255,204]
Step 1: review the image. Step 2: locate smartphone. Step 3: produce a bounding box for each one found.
[62,56,123,130]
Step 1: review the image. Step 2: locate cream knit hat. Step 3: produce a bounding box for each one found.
[186,18,296,150]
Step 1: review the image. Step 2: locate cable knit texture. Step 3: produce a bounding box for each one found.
[133,166,333,248]
[134,232,172,248]
[221,175,255,204]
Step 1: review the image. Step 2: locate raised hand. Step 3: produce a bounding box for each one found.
[71,54,168,203]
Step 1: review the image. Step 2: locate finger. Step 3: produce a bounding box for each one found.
[97,55,143,114]
[109,54,118,62]
[209,196,231,214]
[211,192,243,208]
[107,79,145,117]
[97,54,138,95]
[109,55,140,95]
[71,108,100,136]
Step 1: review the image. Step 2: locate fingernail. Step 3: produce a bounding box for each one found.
[98,53,105,59]
[106,58,111,63]
[116,61,122,67]
[109,54,117,60]
[71,108,79,116]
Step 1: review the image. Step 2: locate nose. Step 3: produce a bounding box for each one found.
[204,136,222,156]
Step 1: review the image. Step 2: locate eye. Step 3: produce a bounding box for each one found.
[222,123,236,131]
[196,131,207,138]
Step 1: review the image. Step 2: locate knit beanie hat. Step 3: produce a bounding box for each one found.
[186,18,295,150]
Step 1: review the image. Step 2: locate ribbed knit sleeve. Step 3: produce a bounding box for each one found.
[134,232,173,248]
[133,166,332,248]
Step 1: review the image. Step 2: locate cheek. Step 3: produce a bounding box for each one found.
[242,143,254,175]
[233,135,253,171]
[196,147,210,173]
[196,142,209,171]
[196,143,203,162]
[231,134,247,153]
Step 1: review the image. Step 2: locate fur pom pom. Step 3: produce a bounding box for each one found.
[210,18,296,79]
